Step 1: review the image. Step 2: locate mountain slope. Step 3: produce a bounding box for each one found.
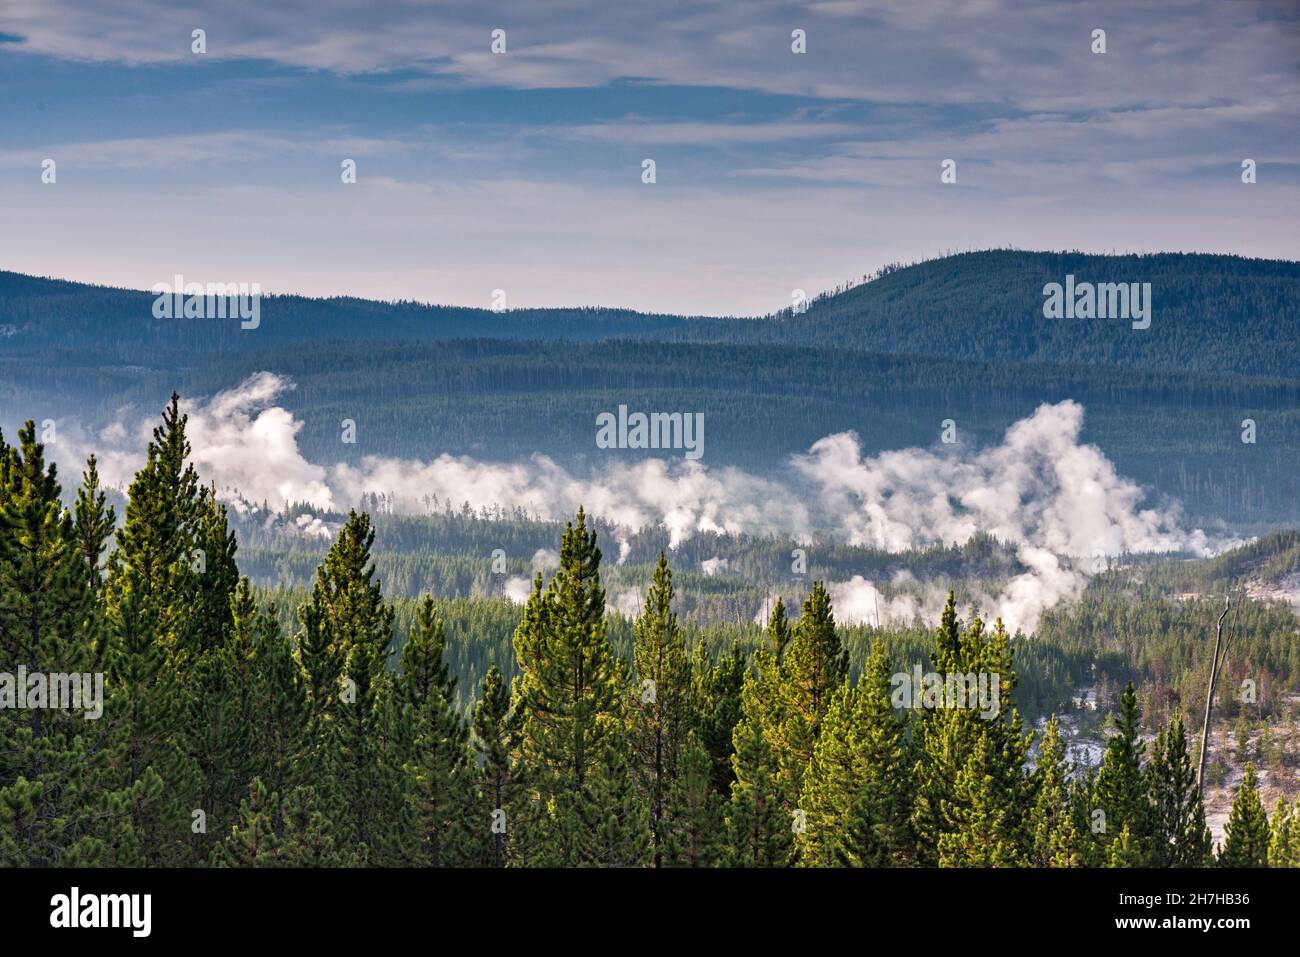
[654,251,1300,378]
[2,250,1297,376]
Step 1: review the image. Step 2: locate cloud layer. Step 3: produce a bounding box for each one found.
[1,1,1295,314]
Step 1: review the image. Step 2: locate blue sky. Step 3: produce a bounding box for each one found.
[1,0,1296,314]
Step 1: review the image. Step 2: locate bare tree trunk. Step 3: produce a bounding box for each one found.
[1197,596,1231,798]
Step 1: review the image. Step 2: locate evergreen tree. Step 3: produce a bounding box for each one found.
[236,579,307,825]
[0,428,133,865]
[104,396,207,865]
[726,600,793,867]
[215,778,281,867]
[913,598,1030,866]
[770,582,847,806]
[689,640,745,797]
[1147,714,1212,867]
[1267,797,1299,867]
[663,731,725,867]
[398,595,473,866]
[72,454,114,603]
[798,642,911,867]
[1219,763,1270,867]
[510,508,645,865]
[471,665,517,868]
[628,553,691,866]
[184,489,239,654]
[295,510,407,864]
[1107,823,1145,867]
[1068,767,1106,867]
[564,728,650,867]
[1028,716,1083,867]
[1093,682,1150,864]
[278,785,358,867]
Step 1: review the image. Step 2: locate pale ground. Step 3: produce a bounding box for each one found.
[1032,690,1299,849]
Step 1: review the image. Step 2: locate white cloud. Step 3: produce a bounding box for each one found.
[7,0,1296,114]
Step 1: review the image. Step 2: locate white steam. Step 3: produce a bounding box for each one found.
[63,372,1223,633]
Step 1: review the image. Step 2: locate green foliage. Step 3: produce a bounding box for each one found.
[797,642,911,867]
[913,597,1032,866]
[2,394,1296,869]
[1220,763,1271,867]
[1093,683,1151,864]
[628,553,691,866]
[508,508,647,864]
[1147,714,1212,867]
[1267,797,1300,867]
[1028,717,1083,867]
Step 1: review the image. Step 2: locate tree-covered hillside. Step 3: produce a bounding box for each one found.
[4,251,1297,373]
[660,251,1300,378]
[5,402,1296,868]
[2,251,1298,531]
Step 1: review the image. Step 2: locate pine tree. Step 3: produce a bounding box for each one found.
[278,785,358,867]
[1028,716,1082,866]
[109,394,201,623]
[104,396,207,865]
[0,428,133,865]
[770,582,847,806]
[1147,713,1212,867]
[1069,766,1106,867]
[726,600,793,867]
[72,454,115,603]
[187,641,248,861]
[565,727,650,867]
[912,598,1030,866]
[398,595,473,866]
[628,553,691,866]
[1267,797,1299,867]
[689,640,745,797]
[1093,682,1150,864]
[471,665,517,867]
[1107,823,1145,867]
[1219,763,1270,867]
[215,778,281,867]
[798,642,911,867]
[236,578,307,823]
[510,508,645,865]
[295,510,408,864]
[184,489,239,654]
[663,731,725,867]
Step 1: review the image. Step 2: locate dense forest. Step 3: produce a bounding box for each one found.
[3,398,1297,867]
[660,251,1300,377]
[4,252,1297,530]
[4,252,1299,375]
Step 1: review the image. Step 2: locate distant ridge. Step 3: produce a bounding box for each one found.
[2,250,1297,375]
[657,250,1300,378]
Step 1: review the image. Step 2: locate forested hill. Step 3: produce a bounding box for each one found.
[0,271,697,354]
[3,250,1297,376]
[659,251,1300,378]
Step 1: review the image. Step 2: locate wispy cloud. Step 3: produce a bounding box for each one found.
[1,0,1296,311]
[6,0,1297,112]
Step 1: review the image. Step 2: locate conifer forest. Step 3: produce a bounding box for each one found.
[2,4,1299,944]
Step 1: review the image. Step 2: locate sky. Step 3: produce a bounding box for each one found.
[1,0,1297,315]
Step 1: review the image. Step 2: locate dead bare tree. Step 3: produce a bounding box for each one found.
[1197,593,1240,798]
